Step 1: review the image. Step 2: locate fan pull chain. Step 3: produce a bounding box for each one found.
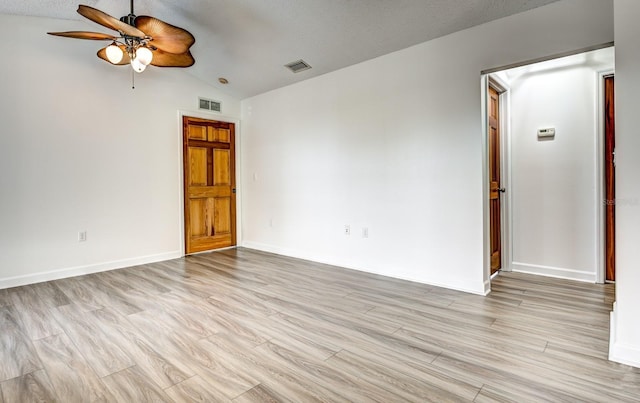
[132,68,135,89]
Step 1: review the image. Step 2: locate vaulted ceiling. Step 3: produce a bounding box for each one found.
[1,0,560,98]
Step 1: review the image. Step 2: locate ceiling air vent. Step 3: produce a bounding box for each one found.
[199,97,221,113]
[285,59,312,73]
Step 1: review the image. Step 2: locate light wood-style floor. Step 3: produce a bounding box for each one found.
[1,248,638,402]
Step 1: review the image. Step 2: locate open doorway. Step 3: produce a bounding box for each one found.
[484,46,615,285]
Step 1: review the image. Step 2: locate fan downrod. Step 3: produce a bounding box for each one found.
[119,0,136,27]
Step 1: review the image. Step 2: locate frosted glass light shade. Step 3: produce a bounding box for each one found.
[131,58,146,73]
[136,47,153,66]
[105,43,124,64]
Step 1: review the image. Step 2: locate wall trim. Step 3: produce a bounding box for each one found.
[480,75,492,291]
[242,241,488,296]
[511,261,596,283]
[483,279,492,295]
[0,251,182,290]
[609,304,640,368]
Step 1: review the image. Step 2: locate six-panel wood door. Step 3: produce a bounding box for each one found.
[183,116,236,254]
[488,86,502,274]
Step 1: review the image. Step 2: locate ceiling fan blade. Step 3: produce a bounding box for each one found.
[97,45,131,66]
[150,49,195,68]
[135,16,195,55]
[47,31,118,40]
[77,5,145,38]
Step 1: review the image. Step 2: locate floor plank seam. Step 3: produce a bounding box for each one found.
[99,363,137,381]
[363,305,377,314]
[232,383,261,401]
[473,384,486,402]
[322,349,343,362]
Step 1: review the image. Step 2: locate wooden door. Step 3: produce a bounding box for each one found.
[604,75,615,282]
[488,86,502,274]
[183,116,236,254]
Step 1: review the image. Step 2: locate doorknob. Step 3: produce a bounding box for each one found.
[498,188,506,193]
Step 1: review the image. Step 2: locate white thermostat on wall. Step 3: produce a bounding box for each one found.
[537,127,556,138]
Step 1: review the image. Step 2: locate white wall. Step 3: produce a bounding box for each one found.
[0,14,240,288]
[240,0,614,295]
[506,52,613,282]
[610,0,640,368]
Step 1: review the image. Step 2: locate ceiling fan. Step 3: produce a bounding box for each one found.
[48,1,195,74]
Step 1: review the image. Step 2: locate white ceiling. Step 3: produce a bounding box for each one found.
[1,0,560,99]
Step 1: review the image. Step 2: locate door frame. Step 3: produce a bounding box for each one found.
[178,109,241,256]
[481,74,512,292]
[596,70,615,284]
[489,76,512,276]
[488,77,512,277]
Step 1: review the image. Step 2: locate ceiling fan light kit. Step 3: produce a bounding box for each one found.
[103,37,153,72]
[105,42,124,64]
[48,1,195,76]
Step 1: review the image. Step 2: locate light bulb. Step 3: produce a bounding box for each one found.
[131,58,146,73]
[105,43,123,64]
[136,47,153,66]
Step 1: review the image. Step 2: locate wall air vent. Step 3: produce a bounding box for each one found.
[198,97,221,113]
[285,59,312,73]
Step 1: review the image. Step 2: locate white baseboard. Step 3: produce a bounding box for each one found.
[609,304,640,369]
[609,342,640,368]
[241,241,487,295]
[511,262,596,283]
[0,251,182,289]
[483,279,492,295]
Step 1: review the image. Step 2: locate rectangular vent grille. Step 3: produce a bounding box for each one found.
[285,59,312,73]
[198,97,221,112]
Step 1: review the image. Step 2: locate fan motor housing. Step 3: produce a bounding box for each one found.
[120,14,136,26]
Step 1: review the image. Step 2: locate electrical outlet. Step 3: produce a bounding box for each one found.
[78,231,87,242]
[362,227,369,238]
[344,225,351,235]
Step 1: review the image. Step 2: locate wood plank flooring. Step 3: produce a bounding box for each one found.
[1,248,638,402]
